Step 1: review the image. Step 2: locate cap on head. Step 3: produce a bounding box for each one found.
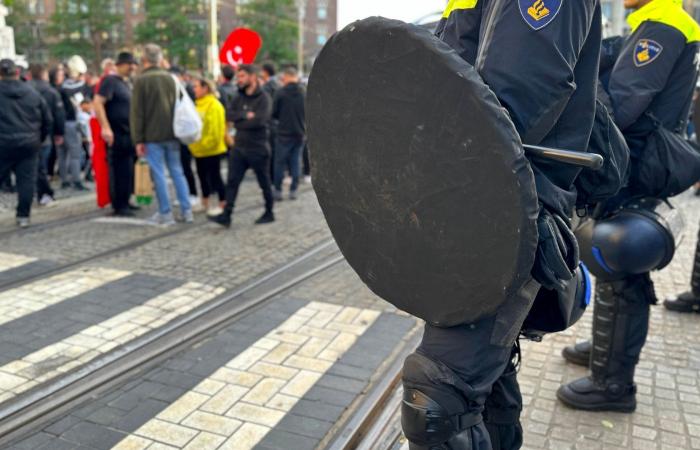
[116,52,137,66]
[67,55,88,78]
[0,59,16,78]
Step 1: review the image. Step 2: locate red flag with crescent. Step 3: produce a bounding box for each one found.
[219,28,263,67]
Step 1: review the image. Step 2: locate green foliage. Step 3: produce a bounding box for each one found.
[46,0,123,65]
[135,0,206,68]
[238,0,298,65]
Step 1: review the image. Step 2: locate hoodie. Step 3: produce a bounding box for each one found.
[230,86,272,153]
[272,82,306,141]
[0,79,52,151]
[60,78,93,122]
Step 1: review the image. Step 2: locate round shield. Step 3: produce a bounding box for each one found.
[307,17,539,327]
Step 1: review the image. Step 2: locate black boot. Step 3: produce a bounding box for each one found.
[255,210,275,225]
[665,226,700,313]
[561,340,591,367]
[208,211,232,228]
[557,276,655,413]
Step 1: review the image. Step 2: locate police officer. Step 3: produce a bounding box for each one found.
[400,1,602,449]
[558,0,700,412]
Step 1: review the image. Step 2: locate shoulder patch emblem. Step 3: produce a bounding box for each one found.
[634,39,663,67]
[518,0,562,31]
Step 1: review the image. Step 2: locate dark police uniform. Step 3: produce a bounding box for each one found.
[400,1,602,449]
[558,0,700,412]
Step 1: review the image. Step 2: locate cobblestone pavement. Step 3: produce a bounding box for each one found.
[0,180,95,217]
[0,181,699,449]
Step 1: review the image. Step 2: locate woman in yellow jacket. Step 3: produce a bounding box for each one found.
[190,78,227,213]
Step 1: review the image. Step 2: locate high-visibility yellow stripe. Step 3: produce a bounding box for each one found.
[628,0,700,43]
[442,0,479,18]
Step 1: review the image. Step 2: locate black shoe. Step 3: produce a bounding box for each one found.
[73,182,88,191]
[255,211,275,225]
[128,203,142,211]
[112,209,135,218]
[61,182,71,189]
[208,213,232,228]
[664,291,700,313]
[562,340,591,367]
[557,376,636,412]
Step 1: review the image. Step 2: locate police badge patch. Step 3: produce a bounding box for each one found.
[519,0,562,30]
[634,39,663,67]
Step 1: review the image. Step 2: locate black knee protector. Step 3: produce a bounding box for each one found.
[577,199,683,281]
[402,353,482,449]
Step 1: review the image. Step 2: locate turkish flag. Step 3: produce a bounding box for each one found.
[219,28,263,67]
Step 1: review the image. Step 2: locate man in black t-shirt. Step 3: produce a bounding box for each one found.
[94,52,138,216]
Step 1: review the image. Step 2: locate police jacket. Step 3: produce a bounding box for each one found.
[30,79,65,137]
[436,0,602,218]
[0,79,52,152]
[607,0,700,147]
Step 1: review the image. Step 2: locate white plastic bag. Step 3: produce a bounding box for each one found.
[172,75,202,145]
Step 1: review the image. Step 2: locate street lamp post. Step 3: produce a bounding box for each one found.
[208,0,220,77]
[295,0,306,77]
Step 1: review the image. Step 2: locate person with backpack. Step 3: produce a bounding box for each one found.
[130,44,192,226]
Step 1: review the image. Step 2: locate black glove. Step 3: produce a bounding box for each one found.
[531,208,579,291]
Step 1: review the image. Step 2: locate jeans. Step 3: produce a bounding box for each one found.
[60,121,83,184]
[109,134,136,212]
[0,147,38,218]
[273,138,303,192]
[145,141,191,215]
[224,149,274,216]
[36,144,54,200]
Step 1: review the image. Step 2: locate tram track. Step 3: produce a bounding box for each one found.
[0,237,344,447]
[0,186,314,292]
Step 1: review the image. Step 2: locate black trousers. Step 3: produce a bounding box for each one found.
[36,144,54,200]
[302,142,310,176]
[180,144,197,197]
[224,148,274,216]
[0,147,38,218]
[195,154,225,201]
[108,134,136,212]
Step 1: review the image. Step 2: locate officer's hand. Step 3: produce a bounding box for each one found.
[531,208,579,291]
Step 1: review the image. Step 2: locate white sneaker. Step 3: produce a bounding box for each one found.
[148,212,176,227]
[16,217,30,228]
[39,194,56,207]
[207,206,223,216]
[183,210,194,223]
[303,175,312,184]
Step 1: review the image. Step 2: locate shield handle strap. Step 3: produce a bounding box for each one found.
[524,144,604,170]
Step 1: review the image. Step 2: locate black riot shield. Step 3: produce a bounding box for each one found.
[307,17,540,327]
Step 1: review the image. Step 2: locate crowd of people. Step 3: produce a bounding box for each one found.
[0,43,309,228]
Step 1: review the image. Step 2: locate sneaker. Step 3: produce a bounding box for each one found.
[39,194,56,207]
[303,175,312,184]
[73,182,89,191]
[255,211,275,225]
[189,195,201,208]
[289,190,298,201]
[128,203,142,211]
[148,212,176,227]
[16,217,30,228]
[207,206,223,216]
[61,182,71,189]
[183,210,194,224]
[208,213,232,228]
[273,189,283,202]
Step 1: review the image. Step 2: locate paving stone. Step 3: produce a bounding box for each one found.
[255,430,319,450]
[61,421,128,448]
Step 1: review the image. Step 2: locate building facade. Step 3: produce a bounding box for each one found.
[10,0,337,70]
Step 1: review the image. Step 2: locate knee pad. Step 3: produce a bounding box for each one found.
[577,199,683,280]
[402,353,482,449]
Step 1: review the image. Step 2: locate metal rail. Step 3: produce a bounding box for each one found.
[0,238,343,446]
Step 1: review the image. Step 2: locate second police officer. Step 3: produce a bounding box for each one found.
[558,0,700,412]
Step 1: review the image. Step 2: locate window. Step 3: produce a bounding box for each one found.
[130,0,141,14]
[317,34,326,45]
[317,6,327,20]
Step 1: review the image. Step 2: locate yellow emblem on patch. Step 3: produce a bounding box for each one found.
[528,0,551,21]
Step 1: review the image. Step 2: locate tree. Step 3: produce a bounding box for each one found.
[46,0,123,65]
[135,0,206,68]
[238,0,298,66]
